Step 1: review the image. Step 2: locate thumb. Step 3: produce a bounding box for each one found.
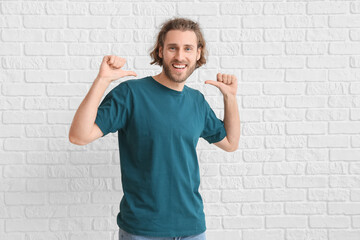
[123,71,137,77]
[205,80,220,87]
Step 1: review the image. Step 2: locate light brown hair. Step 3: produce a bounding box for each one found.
[149,17,207,69]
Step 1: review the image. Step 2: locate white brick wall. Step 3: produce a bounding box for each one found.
[1,0,360,240]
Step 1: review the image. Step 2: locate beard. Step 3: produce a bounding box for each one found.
[162,60,197,83]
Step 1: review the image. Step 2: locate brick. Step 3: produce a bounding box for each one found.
[263,162,305,175]
[2,83,45,96]
[4,165,46,178]
[308,136,349,148]
[243,176,284,189]
[264,109,304,122]
[0,43,21,56]
[25,206,67,218]
[286,42,326,55]
[6,219,48,232]
[69,16,108,29]
[308,2,347,14]
[243,16,283,28]
[111,17,154,29]
[306,109,348,121]
[90,29,132,43]
[264,2,305,15]
[306,162,347,174]
[285,203,326,214]
[306,82,347,95]
[222,190,262,203]
[243,230,282,240]
[49,192,90,205]
[264,83,304,95]
[287,176,328,188]
[46,2,88,15]
[133,3,175,16]
[24,43,66,56]
[286,69,326,82]
[48,166,89,178]
[329,203,360,215]
[4,138,47,151]
[46,29,88,42]
[5,193,46,205]
[243,96,283,108]
[265,189,306,201]
[220,163,261,176]
[221,29,262,42]
[308,56,348,68]
[243,69,283,82]
[310,216,350,228]
[286,96,327,108]
[286,15,327,28]
[243,150,285,162]
[330,176,360,188]
[307,29,347,41]
[69,205,110,217]
[50,218,91,231]
[27,179,68,192]
[266,216,307,228]
[224,216,262,229]
[286,122,327,135]
[221,3,261,15]
[309,189,349,201]
[24,16,65,29]
[329,231,360,240]
[92,191,122,204]
[221,56,261,69]
[178,3,217,16]
[89,3,131,15]
[264,29,305,42]
[264,56,304,68]
[330,16,360,27]
[206,203,239,216]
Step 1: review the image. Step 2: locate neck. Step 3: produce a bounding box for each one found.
[152,72,185,92]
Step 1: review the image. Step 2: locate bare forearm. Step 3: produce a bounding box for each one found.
[69,77,110,141]
[223,94,240,150]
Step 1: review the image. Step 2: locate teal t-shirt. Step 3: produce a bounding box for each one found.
[95,76,226,237]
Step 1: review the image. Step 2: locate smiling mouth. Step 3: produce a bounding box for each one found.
[172,63,187,70]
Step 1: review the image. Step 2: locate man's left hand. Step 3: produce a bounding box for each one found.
[205,73,238,97]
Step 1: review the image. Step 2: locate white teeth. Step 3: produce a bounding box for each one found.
[173,64,186,69]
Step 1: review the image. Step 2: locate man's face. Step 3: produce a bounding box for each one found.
[159,30,201,83]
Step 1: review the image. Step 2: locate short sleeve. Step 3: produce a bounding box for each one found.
[200,95,227,144]
[95,82,132,137]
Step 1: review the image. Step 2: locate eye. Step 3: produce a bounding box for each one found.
[186,47,192,51]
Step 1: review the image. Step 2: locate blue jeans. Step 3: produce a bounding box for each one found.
[118,228,206,240]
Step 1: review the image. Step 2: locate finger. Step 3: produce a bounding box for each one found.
[113,57,122,68]
[109,55,115,65]
[118,57,126,68]
[205,80,220,88]
[217,73,223,82]
[223,74,229,84]
[231,75,237,83]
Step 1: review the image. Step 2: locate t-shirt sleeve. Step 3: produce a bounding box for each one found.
[95,82,132,137]
[200,95,227,144]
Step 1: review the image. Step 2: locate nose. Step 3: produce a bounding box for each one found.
[174,49,185,62]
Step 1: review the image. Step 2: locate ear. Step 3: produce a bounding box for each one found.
[197,47,201,61]
[159,46,163,59]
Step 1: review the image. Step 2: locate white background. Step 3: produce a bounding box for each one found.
[1,0,360,240]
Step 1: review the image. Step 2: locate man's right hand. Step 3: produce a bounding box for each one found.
[97,55,137,83]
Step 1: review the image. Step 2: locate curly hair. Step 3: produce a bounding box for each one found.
[149,17,208,69]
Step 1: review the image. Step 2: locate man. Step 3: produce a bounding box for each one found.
[69,18,240,240]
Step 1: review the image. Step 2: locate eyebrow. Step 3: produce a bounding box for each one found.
[166,43,195,48]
